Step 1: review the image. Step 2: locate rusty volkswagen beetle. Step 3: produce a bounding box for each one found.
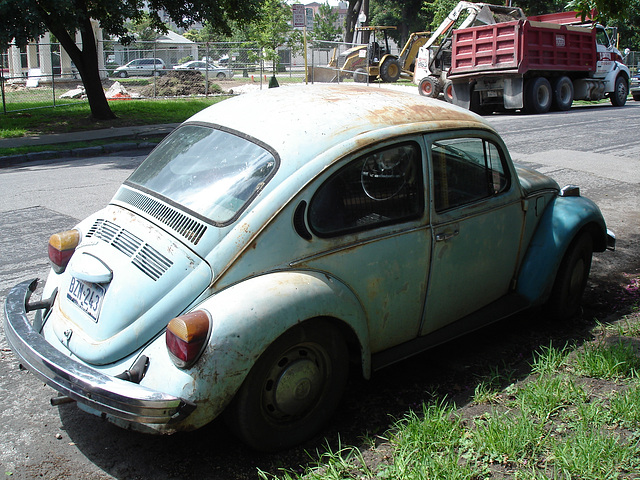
[4,85,614,451]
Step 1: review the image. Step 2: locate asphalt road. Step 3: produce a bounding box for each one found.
[1,101,639,479]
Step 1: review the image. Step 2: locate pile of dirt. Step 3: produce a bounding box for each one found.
[141,70,225,97]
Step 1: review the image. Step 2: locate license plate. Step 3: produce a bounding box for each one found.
[67,277,106,322]
[487,90,499,97]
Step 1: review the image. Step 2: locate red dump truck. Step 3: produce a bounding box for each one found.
[449,12,630,114]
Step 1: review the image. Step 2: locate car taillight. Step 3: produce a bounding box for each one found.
[166,310,211,368]
[48,229,80,274]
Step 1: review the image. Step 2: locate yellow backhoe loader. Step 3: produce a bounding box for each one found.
[310,26,430,83]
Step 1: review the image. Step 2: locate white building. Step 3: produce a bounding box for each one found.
[3,20,107,81]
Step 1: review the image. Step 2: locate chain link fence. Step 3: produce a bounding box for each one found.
[625,51,640,75]
[2,38,639,114]
[1,43,83,113]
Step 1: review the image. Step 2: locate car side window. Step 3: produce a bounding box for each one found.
[309,142,423,237]
[431,137,509,212]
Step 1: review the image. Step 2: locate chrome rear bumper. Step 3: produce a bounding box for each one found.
[3,279,194,424]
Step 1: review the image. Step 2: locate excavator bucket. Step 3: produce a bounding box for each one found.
[308,65,339,83]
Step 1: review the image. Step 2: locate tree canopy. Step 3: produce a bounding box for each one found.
[245,0,302,82]
[369,0,427,46]
[0,0,260,119]
[312,2,342,43]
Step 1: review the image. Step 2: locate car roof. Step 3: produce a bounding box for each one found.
[186,84,495,172]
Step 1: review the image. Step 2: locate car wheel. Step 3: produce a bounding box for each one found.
[547,233,593,320]
[226,320,348,451]
[552,76,574,111]
[379,57,401,83]
[216,72,225,79]
[119,71,128,78]
[524,77,552,114]
[418,76,441,98]
[610,75,628,107]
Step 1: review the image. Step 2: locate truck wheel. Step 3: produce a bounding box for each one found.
[552,76,574,111]
[418,76,441,98]
[524,77,552,114]
[610,75,628,107]
[546,233,593,320]
[380,57,401,83]
[226,320,348,451]
[443,80,454,103]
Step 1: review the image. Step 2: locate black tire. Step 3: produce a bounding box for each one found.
[633,92,640,102]
[418,76,441,98]
[216,72,226,79]
[443,80,454,103]
[119,71,128,78]
[379,57,401,83]
[552,76,574,111]
[524,77,552,114]
[226,320,348,451]
[547,233,593,320]
[353,68,368,83]
[610,75,628,107]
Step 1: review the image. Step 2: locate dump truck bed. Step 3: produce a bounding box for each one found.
[449,19,597,77]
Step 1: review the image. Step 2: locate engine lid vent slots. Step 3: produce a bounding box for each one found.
[86,219,173,281]
[114,188,207,245]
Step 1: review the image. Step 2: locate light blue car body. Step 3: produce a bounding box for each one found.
[4,85,613,437]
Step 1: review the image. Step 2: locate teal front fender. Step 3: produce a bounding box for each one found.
[516,195,608,305]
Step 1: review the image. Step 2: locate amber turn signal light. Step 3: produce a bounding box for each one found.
[48,229,80,274]
[166,310,211,368]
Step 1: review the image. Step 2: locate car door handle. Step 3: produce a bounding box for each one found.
[435,230,459,242]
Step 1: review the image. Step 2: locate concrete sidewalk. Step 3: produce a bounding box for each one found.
[0,123,179,149]
[0,123,179,164]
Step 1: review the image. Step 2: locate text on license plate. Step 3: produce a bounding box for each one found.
[67,277,106,322]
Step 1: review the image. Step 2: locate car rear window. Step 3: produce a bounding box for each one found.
[127,125,278,225]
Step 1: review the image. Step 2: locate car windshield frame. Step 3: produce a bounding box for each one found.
[125,123,280,226]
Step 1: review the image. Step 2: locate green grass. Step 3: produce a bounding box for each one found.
[259,315,640,480]
[0,97,228,139]
[574,339,640,379]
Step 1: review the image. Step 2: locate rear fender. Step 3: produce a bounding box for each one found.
[190,269,370,404]
[516,196,607,305]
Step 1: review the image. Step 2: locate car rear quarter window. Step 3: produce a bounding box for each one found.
[309,142,423,237]
[430,137,509,212]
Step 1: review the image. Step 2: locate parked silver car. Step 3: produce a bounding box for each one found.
[113,58,166,78]
[631,73,640,101]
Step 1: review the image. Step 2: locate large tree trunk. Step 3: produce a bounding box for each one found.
[344,0,362,43]
[50,18,116,120]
